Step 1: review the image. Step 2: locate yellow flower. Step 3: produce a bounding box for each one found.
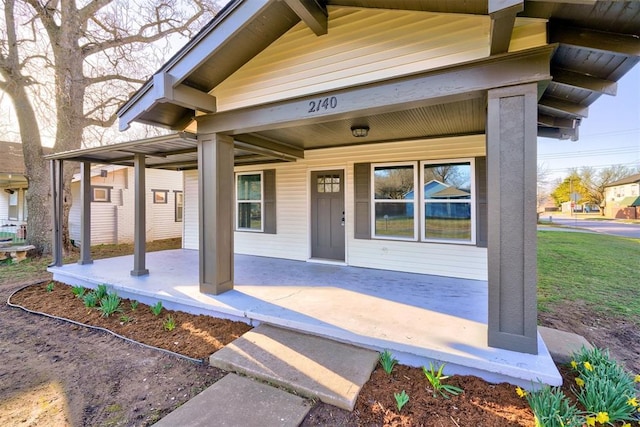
[635,374,640,383]
[583,361,593,371]
[515,386,527,398]
[621,423,630,427]
[627,397,638,407]
[574,377,584,387]
[570,360,578,369]
[585,416,596,426]
[595,412,609,424]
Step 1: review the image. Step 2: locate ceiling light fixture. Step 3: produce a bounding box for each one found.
[351,125,369,138]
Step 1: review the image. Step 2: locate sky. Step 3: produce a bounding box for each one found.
[537,65,640,184]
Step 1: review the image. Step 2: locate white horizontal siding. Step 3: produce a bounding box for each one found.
[0,192,8,223]
[212,7,545,111]
[233,135,488,280]
[183,170,199,250]
[147,169,183,241]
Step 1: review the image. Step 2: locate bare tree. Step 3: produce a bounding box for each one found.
[0,0,220,254]
[580,165,634,215]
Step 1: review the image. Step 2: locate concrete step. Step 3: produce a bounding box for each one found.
[209,324,380,411]
[154,373,311,427]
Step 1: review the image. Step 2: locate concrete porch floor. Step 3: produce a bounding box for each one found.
[48,249,561,388]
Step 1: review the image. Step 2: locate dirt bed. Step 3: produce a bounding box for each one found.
[2,278,639,426]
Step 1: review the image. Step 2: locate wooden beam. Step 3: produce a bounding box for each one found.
[283,0,327,36]
[538,97,589,117]
[538,126,578,141]
[550,25,640,56]
[489,1,523,55]
[154,72,217,113]
[235,134,304,159]
[537,113,577,129]
[198,46,554,135]
[551,68,617,96]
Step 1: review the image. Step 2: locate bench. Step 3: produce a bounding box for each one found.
[0,245,35,263]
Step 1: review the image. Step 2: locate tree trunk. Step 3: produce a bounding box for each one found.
[7,84,51,255]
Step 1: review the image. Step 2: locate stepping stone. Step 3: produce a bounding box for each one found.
[154,373,311,427]
[539,326,593,364]
[210,324,379,411]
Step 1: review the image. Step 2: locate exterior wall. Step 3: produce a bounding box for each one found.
[604,182,640,218]
[211,7,546,111]
[0,187,28,225]
[70,167,183,245]
[184,135,488,280]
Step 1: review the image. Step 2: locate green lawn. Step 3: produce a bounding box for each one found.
[537,231,640,323]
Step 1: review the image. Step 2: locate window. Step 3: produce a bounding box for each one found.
[370,159,475,244]
[153,190,168,204]
[236,172,263,231]
[174,191,183,222]
[8,190,18,220]
[372,163,417,239]
[422,161,473,242]
[91,186,111,203]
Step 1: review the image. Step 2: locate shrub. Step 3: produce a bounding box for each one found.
[150,301,163,316]
[524,385,583,427]
[98,293,122,318]
[379,350,398,374]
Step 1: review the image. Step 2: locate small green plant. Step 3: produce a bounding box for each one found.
[45,282,55,292]
[119,315,132,324]
[423,363,463,398]
[98,293,122,318]
[394,390,409,412]
[71,285,85,298]
[569,347,638,424]
[379,350,398,374]
[150,301,163,316]
[524,385,583,427]
[94,284,108,299]
[82,292,98,308]
[129,300,139,311]
[163,315,176,331]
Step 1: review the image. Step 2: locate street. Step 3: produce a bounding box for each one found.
[547,217,640,239]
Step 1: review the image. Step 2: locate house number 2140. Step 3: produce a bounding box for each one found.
[308,96,338,113]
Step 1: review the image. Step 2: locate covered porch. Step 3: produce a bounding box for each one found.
[48,250,560,388]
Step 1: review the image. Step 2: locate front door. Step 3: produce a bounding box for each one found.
[311,170,345,261]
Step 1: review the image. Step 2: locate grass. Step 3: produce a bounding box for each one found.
[537,231,640,321]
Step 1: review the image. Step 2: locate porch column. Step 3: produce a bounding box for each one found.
[78,161,93,265]
[197,133,234,295]
[486,83,538,354]
[50,159,64,267]
[131,153,149,276]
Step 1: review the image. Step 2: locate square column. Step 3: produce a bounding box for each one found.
[486,83,538,354]
[50,159,64,267]
[131,153,149,276]
[198,133,234,294]
[78,161,93,265]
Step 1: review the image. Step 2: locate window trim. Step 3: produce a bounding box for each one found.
[91,186,112,203]
[369,158,476,245]
[152,189,168,204]
[235,171,264,232]
[420,158,476,245]
[370,162,419,241]
[174,190,183,222]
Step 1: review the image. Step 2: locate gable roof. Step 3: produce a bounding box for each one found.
[606,173,640,187]
[118,0,640,148]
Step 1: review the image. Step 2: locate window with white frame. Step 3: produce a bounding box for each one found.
[371,159,475,243]
[372,163,417,239]
[236,172,263,231]
[8,190,18,220]
[174,191,183,222]
[422,161,473,243]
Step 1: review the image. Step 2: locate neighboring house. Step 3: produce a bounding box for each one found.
[0,141,29,238]
[69,164,184,245]
[47,0,640,361]
[603,173,640,219]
